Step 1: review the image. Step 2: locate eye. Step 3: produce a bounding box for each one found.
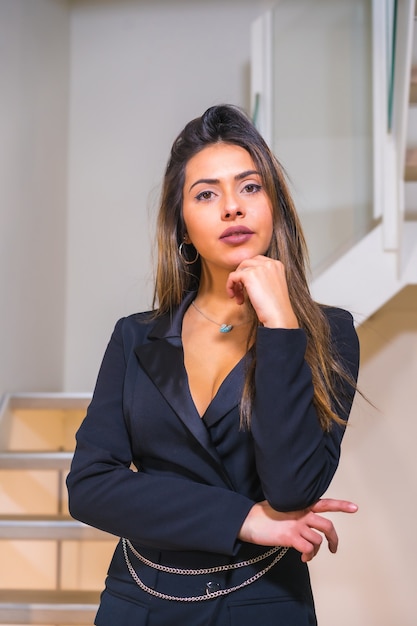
[242,183,262,194]
[195,190,215,201]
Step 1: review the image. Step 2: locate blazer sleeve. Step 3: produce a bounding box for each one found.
[251,307,359,511]
[66,318,254,556]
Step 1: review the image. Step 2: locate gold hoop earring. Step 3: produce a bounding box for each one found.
[178,242,199,265]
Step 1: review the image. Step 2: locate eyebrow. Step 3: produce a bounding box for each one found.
[188,169,261,192]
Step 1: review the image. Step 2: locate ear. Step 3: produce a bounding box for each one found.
[183,233,192,244]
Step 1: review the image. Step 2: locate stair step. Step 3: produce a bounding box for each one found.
[0,451,73,470]
[410,66,417,104]
[405,147,417,181]
[4,392,91,411]
[0,589,99,624]
[0,515,115,540]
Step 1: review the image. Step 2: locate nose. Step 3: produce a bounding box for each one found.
[222,192,245,220]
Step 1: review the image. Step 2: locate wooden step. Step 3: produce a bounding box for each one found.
[0,515,115,540]
[0,451,73,470]
[405,147,417,181]
[410,66,417,104]
[0,589,99,624]
[4,392,91,412]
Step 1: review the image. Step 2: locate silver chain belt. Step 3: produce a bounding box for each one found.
[122,537,289,602]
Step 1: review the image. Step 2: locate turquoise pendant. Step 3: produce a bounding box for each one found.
[220,324,233,333]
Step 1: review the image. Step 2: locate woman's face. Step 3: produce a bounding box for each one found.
[182,143,274,274]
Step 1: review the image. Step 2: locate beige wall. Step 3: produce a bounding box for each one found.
[311,285,417,626]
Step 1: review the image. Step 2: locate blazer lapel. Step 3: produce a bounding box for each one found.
[134,293,235,486]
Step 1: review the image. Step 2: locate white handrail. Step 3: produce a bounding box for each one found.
[372,0,389,222]
[372,0,415,253]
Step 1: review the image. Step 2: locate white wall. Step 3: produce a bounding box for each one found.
[0,0,275,393]
[64,0,273,390]
[0,0,70,393]
[270,0,373,273]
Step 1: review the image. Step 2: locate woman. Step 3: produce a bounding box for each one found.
[67,104,359,625]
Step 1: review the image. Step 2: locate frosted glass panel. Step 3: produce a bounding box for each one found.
[271,0,374,274]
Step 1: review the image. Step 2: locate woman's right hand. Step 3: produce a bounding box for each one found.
[238,498,358,562]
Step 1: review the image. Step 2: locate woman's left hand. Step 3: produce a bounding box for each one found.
[238,498,358,562]
[225,255,299,329]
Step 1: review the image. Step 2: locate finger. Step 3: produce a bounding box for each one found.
[225,275,245,303]
[231,282,245,304]
[307,513,339,553]
[296,531,323,562]
[300,527,323,559]
[310,499,358,514]
[301,548,319,563]
[284,523,324,563]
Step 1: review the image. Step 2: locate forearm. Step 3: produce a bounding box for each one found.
[67,451,254,555]
[252,318,358,510]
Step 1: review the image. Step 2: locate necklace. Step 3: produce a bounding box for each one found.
[191,300,249,334]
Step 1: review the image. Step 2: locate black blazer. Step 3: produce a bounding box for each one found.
[67,292,359,626]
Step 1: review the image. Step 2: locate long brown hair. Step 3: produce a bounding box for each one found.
[153,104,354,430]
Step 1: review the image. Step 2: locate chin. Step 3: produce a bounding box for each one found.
[229,249,263,265]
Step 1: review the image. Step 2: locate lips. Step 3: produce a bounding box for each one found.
[220,226,254,239]
[219,226,254,246]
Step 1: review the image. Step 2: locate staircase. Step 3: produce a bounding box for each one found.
[405,22,417,211]
[312,0,417,318]
[0,393,117,625]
